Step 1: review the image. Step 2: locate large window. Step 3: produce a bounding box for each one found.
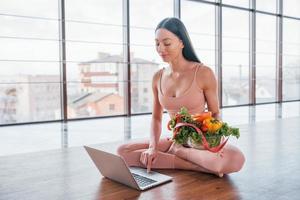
[282,18,300,101]
[130,0,173,114]
[181,1,216,72]
[222,8,249,106]
[256,13,276,103]
[65,0,124,118]
[0,0,61,124]
[1,0,300,125]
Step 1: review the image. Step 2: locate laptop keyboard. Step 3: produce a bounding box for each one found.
[132,173,157,187]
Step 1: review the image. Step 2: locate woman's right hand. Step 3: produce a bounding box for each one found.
[140,148,158,173]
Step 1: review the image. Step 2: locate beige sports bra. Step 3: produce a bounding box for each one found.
[158,64,206,117]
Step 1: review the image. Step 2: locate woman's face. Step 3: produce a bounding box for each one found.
[155,28,184,63]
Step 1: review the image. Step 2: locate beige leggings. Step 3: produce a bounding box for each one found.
[117,138,245,175]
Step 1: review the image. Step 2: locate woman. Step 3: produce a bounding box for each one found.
[117,17,245,177]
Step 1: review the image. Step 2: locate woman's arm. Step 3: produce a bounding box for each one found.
[140,70,163,172]
[149,70,164,150]
[197,66,220,119]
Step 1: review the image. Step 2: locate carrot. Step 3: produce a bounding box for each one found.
[192,111,212,122]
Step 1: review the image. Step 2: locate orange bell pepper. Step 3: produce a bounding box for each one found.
[203,117,223,133]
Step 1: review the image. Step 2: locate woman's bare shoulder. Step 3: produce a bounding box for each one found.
[196,63,217,88]
[152,68,164,89]
[153,68,164,81]
[198,63,214,74]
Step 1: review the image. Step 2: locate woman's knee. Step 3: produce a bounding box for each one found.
[228,147,245,172]
[235,150,245,171]
[117,143,131,156]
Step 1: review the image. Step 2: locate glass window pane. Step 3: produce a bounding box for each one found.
[67,81,125,118]
[66,42,123,63]
[256,0,277,13]
[222,0,249,8]
[222,8,249,106]
[131,62,159,113]
[0,0,59,18]
[182,1,215,71]
[130,0,173,114]
[0,15,59,39]
[0,38,59,61]
[283,0,300,17]
[256,14,276,103]
[65,0,122,24]
[67,60,126,119]
[130,0,173,28]
[0,1,60,125]
[283,18,300,101]
[65,0,125,117]
[0,62,60,83]
[66,22,123,44]
[0,83,61,124]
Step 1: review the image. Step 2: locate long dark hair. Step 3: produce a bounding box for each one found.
[155,17,201,63]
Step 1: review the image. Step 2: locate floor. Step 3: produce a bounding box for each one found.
[0,101,300,157]
[0,113,300,199]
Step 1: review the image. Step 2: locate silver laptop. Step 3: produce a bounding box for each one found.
[84,146,172,191]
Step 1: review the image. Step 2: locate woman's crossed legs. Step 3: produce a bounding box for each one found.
[117,138,245,177]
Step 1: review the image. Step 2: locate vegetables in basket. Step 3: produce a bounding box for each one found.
[168,107,240,153]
